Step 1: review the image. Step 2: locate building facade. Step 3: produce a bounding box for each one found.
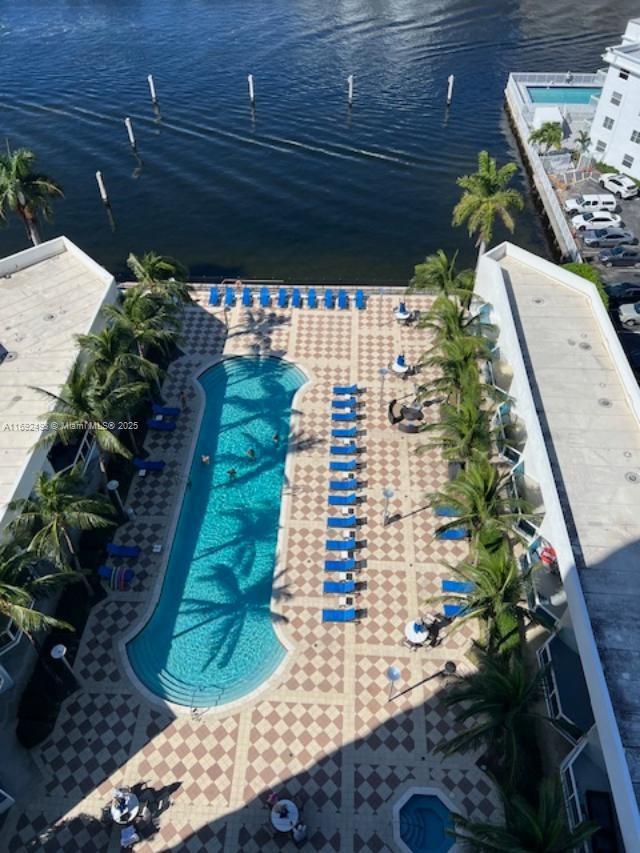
[474,243,640,851]
[0,237,117,657]
[590,18,640,179]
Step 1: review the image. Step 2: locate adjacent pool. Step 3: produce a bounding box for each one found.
[527,86,601,104]
[397,793,455,853]
[127,356,306,707]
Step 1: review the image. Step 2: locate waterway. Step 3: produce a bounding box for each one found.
[0,1,637,281]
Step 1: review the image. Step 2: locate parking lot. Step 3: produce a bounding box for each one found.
[557,175,640,284]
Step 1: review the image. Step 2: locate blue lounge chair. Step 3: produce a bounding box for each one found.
[328,516,357,528]
[322,608,356,623]
[437,527,467,540]
[323,579,356,594]
[242,286,252,307]
[147,419,177,431]
[332,397,357,409]
[330,459,357,472]
[106,543,140,559]
[292,287,302,308]
[326,538,356,551]
[329,478,358,490]
[442,580,475,594]
[355,289,365,310]
[98,565,134,590]
[435,506,459,517]
[278,288,288,308]
[152,403,180,418]
[332,427,357,439]
[225,286,235,307]
[209,285,220,306]
[133,457,165,471]
[324,289,334,309]
[333,384,359,395]
[260,286,270,307]
[328,493,356,506]
[444,604,465,619]
[338,289,349,309]
[324,559,356,572]
[308,288,318,309]
[330,444,357,455]
[332,412,357,422]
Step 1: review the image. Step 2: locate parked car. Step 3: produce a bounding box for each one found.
[571,211,623,231]
[618,302,640,327]
[598,246,640,267]
[581,228,637,248]
[599,173,639,199]
[564,193,618,215]
[604,282,640,305]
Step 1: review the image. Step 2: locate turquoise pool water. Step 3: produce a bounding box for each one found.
[127,356,306,707]
[527,86,601,104]
[399,795,454,853]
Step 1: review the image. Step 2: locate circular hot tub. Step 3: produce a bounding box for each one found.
[392,787,458,853]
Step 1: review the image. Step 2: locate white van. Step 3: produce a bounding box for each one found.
[564,193,618,215]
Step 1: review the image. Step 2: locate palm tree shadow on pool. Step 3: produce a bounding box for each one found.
[178,553,291,673]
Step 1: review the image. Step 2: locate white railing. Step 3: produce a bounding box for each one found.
[57,431,97,477]
[505,77,581,261]
[510,71,605,90]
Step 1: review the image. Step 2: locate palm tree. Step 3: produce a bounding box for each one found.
[437,648,557,788]
[75,324,160,392]
[0,145,63,245]
[453,151,524,253]
[452,776,598,852]
[420,335,491,405]
[33,360,135,479]
[429,455,535,544]
[418,396,493,463]
[419,294,489,348]
[103,287,180,358]
[409,250,474,307]
[127,251,192,303]
[9,468,116,579]
[528,121,563,155]
[574,129,591,156]
[431,546,552,651]
[0,542,73,641]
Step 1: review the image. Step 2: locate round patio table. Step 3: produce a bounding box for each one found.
[271,799,299,832]
[404,620,430,645]
[401,405,424,421]
[111,792,139,825]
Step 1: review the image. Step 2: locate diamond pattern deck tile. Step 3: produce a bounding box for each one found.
[39,693,139,798]
[4,295,501,852]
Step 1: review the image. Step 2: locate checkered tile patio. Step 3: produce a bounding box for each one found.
[2,291,500,852]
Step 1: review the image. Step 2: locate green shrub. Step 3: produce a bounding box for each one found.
[562,262,609,309]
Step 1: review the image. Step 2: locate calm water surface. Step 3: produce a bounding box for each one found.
[0,1,637,281]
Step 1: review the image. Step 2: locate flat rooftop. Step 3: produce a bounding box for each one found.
[0,238,114,530]
[495,251,640,806]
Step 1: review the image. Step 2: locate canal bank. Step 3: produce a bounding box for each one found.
[504,72,605,263]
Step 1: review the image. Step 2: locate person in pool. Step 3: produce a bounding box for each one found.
[247,447,256,459]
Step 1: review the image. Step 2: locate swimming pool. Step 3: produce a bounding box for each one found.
[397,793,454,853]
[527,86,601,104]
[127,356,306,707]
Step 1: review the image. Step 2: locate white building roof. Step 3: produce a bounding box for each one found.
[476,243,640,849]
[0,237,116,534]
